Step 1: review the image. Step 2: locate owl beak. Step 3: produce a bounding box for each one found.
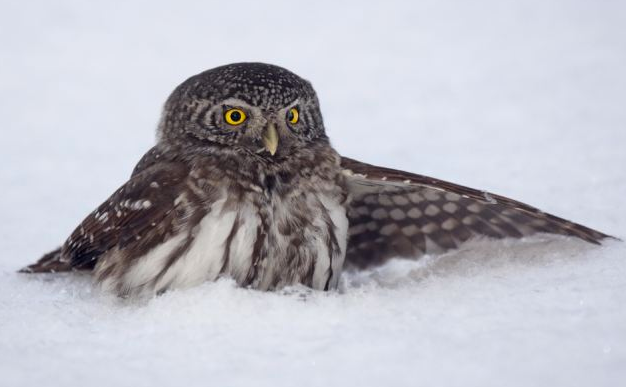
[262,124,279,156]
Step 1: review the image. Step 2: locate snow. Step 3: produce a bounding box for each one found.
[1,1,625,386]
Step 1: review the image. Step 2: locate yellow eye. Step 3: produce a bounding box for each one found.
[287,107,299,124]
[224,108,247,125]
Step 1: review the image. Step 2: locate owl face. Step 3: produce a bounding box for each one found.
[158,63,327,159]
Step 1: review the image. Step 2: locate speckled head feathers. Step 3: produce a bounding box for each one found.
[177,62,317,107]
[157,63,326,157]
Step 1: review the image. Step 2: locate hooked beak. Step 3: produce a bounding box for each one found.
[262,124,279,156]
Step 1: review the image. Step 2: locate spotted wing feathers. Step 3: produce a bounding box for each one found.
[20,162,191,273]
[19,247,69,273]
[341,157,611,268]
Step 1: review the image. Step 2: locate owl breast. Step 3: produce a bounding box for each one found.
[227,185,349,291]
[97,167,349,297]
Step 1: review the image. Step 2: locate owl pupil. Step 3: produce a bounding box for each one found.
[230,111,241,122]
[288,111,294,121]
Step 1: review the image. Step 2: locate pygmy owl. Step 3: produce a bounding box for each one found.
[21,63,612,297]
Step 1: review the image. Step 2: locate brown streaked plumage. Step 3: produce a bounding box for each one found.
[20,62,613,297]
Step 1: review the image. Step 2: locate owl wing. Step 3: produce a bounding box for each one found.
[20,161,191,273]
[341,157,612,268]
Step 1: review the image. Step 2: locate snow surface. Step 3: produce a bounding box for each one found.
[1,1,625,386]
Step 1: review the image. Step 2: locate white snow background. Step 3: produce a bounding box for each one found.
[1,1,625,386]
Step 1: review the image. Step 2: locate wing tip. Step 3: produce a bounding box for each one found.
[561,221,618,246]
[598,233,621,244]
[17,266,34,274]
[17,247,74,274]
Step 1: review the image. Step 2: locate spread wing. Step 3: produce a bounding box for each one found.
[341,157,612,268]
[20,161,191,273]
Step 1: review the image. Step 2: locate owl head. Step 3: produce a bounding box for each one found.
[158,63,327,159]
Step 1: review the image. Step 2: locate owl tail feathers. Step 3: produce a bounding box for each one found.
[18,247,74,273]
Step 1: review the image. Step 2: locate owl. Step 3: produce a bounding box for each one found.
[21,62,612,297]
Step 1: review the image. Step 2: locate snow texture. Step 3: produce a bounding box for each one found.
[1,1,625,386]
